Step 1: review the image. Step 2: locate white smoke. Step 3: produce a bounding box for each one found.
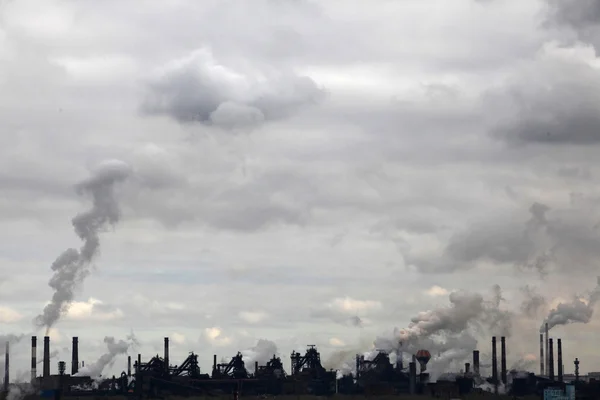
[75,336,132,378]
[371,285,512,380]
[541,276,600,331]
[241,339,278,373]
[520,285,546,318]
[35,160,132,333]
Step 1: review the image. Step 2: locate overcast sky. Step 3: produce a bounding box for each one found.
[2,0,600,381]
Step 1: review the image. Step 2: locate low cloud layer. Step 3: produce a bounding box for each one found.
[2,0,600,379]
[141,48,325,129]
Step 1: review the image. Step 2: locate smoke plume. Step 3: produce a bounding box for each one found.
[75,336,132,378]
[520,285,546,318]
[241,339,278,373]
[385,285,512,345]
[366,285,513,380]
[35,160,131,332]
[541,276,600,331]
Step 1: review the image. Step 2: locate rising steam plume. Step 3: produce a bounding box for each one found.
[75,336,133,378]
[35,160,132,333]
[541,276,600,332]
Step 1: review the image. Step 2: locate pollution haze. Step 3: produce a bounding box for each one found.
[2,0,600,380]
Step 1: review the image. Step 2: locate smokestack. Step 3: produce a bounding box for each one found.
[465,363,470,374]
[4,342,9,393]
[213,355,217,372]
[164,337,169,373]
[255,361,258,375]
[72,337,79,376]
[127,356,131,377]
[549,338,554,380]
[540,333,545,376]
[31,336,37,383]
[557,339,563,382]
[492,336,498,384]
[409,361,416,394]
[473,350,480,375]
[397,347,403,371]
[501,336,507,384]
[355,355,360,380]
[545,323,549,375]
[43,336,50,378]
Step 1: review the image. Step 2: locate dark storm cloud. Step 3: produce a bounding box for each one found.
[546,0,600,28]
[406,197,600,275]
[544,0,600,51]
[488,51,600,145]
[140,48,325,128]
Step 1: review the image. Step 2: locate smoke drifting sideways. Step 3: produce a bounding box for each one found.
[541,276,600,332]
[326,285,512,380]
[34,160,132,334]
[74,336,133,379]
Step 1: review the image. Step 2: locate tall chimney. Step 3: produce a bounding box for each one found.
[549,338,554,380]
[127,356,131,377]
[213,355,217,372]
[31,336,37,383]
[557,339,563,382]
[72,337,79,376]
[540,333,545,376]
[164,337,169,373]
[473,350,480,375]
[409,361,416,394]
[43,336,50,378]
[492,337,498,384]
[465,363,470,374]
[501,336,507,384]
[545,323,549,375]
[4,342,9,393]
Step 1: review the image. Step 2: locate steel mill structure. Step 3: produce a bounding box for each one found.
[1,334,599,398]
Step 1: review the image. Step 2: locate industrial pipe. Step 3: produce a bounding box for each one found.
[473,350,480,375]
[492,337,498,385]
[540,333,544,376]
[127,356,131,377]
[72,337,79,376]
[164,337,169,373]
[43,336,50,378]
[213,355,217,372]
[545,323,549,376]
[501,336,507,384]
[549,338,554,380]
[31,336,37,383]
[557,338,563,382]
[4,342,9,393]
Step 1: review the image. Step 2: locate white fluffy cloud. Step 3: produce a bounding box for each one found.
[66,298,124,321]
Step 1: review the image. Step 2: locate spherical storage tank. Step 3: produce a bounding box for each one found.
[416,349,431,372]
